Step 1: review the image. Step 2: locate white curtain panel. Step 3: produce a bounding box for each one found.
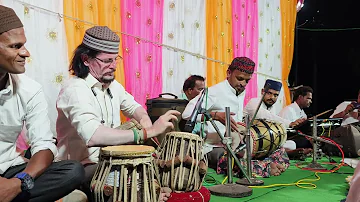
[257,0,284,113]
[0,0,69,135]
[162,0,206,97]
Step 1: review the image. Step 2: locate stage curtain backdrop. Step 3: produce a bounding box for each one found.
[232,0,259,106]
[280,0,297,105]
[120,0,164,108]
[257,0,284,113]
[162,0,206,96]
[206,0,234,87]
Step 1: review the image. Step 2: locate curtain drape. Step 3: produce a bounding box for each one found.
[206,0,234,87]
[162,0,206,96]
[232,0,259,106]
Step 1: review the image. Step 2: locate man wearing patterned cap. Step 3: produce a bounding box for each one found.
[182,57,255,169]
[0,5,85,202]
[56,26,178,201]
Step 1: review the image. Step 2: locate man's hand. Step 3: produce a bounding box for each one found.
[0,177,22,202]
[289,118,306,128]
[213,112,239,132]
[147,110,181,138]
[344,103,355,115]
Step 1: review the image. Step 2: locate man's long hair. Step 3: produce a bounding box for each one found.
[69,44,99,78]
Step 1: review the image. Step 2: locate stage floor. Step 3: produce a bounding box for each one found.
[204,157,353,202]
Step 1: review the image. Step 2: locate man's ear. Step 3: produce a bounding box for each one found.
[81,54,90,66]
[226,69,231,77]
[261,88,264,95]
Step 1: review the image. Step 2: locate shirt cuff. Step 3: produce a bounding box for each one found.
[30,140,58,158]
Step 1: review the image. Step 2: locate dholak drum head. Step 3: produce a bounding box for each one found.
[101,145,155,157]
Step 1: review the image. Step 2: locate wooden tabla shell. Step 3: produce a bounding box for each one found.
[91,145,158,202]
[246,120,287,159]
[155,132,207,192]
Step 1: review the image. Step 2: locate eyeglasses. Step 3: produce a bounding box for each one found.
[94,55,122,64]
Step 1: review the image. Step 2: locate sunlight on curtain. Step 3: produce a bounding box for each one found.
[280,0,297,105]
[232,0,259,106]
[206,1,234,87]
[121,0,164,108]
[162,0,206,96]
[257,0,284,113]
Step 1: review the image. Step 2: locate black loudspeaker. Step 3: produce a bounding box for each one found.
[322,124,360,158]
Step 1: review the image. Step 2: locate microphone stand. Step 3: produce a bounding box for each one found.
[236,86,269,186]
[207,107,253,198]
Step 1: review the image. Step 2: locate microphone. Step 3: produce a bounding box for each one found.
[183,87,208,133]
[107,88,113,99]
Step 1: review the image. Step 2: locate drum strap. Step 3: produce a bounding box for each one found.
[261,120,275,156]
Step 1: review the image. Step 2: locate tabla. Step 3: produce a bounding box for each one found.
[91,145,159,202]
[155,132,207,192]
[246,119,287,159]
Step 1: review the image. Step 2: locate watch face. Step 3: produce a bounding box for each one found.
[23,175,34,190]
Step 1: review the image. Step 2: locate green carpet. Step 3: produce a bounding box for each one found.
[204,158,354,202]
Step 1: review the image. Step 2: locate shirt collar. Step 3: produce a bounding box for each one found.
[293,101,301,111]
[0,74,15,100]
[225,80,242,96]
[84,74,102,90]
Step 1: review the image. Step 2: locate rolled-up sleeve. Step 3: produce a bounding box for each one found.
[115,83,141,117]
[25,89,57,157]
[57,87,102,144]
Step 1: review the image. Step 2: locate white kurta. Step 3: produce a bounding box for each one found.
[244,97,291,127]
[182,80,245,153]
[330,101,359,126]
[279,102,307,122]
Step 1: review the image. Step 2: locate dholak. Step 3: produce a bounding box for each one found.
[155,132,207,192]
[246,119,287,159]
[91,145,158,202]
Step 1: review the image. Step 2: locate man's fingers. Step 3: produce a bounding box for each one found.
[164,110,181,116]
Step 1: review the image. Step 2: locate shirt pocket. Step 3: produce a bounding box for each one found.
[0,124,23,143]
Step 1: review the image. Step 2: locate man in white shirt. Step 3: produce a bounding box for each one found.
[0,5,84,202]
[279,86,313,148]
[182,57,255,169]
[242,79,305,176]
[56,26,178,201]
[330,89,360,127]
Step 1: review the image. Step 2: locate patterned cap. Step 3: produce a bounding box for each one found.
[82,26,120,53]
[0,5,23,34]
[228,57,255,74]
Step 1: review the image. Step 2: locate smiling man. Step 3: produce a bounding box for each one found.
[56,26,178,201]
[0,5,84,202]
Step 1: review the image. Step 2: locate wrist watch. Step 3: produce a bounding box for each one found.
[14,172,34,191]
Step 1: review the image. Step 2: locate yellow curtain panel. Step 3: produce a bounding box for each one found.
[206,1,234,86]
[280,0,297,105]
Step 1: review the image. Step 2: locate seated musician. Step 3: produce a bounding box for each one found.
[55,26,179,202]
[233,79,305,177]
[182,57,255,171]
[178,75,205,101]
[330,89,360,130]
[279,86,313,149]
